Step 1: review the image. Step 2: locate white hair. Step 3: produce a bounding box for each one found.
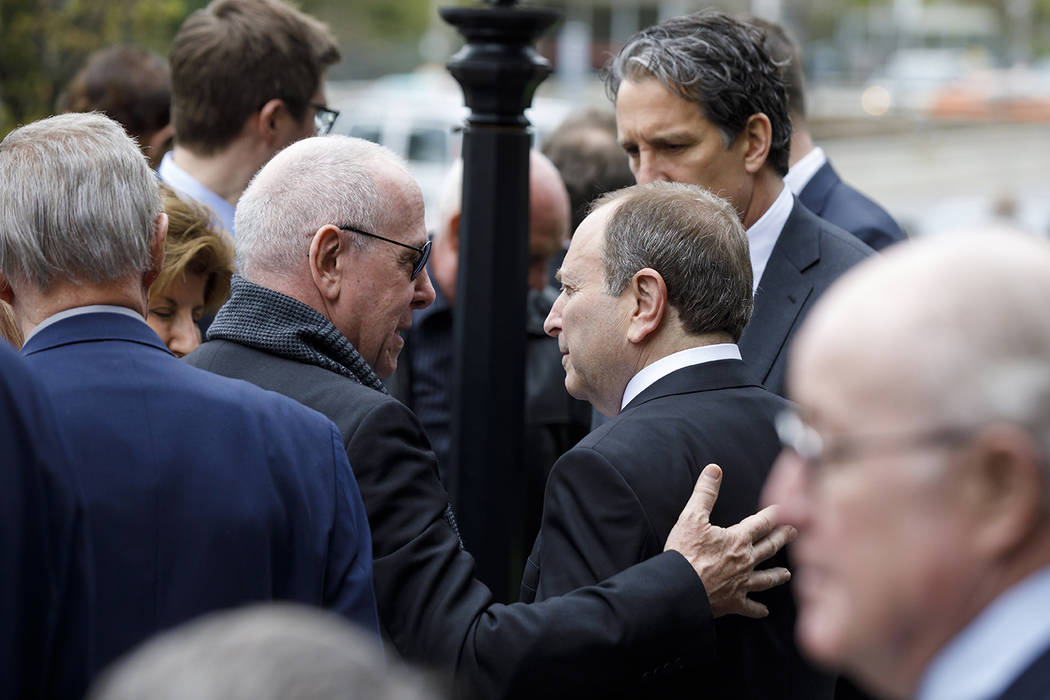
[87,604,442,700]
[0,112,159,288]
[234,135,414,280]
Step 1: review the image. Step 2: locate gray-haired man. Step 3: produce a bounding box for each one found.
[608,9,873,396]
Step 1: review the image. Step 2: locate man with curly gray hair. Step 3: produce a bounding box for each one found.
[606,9,873,397]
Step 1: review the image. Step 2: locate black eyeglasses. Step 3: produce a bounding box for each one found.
[340,225,431,280]
[312,103,340,136]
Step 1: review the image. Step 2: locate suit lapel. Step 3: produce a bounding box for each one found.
[623,359,762,411]
[797,161,839,217]
[738,199,818,385]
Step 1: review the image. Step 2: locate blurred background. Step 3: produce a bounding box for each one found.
[3,0,1049,236]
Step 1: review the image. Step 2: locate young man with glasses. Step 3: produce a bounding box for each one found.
[159,0,340,236]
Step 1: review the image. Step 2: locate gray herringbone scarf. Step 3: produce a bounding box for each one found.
[208,275,388,394]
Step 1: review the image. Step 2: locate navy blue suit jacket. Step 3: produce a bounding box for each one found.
[797,160,906,252]
[21,311,379,674]
[0,342,92,699]
[994,642,1050,699]
[739,198,874,397]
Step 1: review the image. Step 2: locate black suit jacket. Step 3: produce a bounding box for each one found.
[522,358,833,698]
[798,160,906,252]
[739,198,874,397]
[187,339,714,700]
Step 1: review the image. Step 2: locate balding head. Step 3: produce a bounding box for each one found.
[430,151,570,304]
[763,230,1050,698]
[234,135,434,378]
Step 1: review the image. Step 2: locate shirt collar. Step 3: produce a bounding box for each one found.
[24,305,145,345]
[917,565,1050,700]
[158,151,236,237]
[620,343,741,411]
[746,183,793,291]
[783,146,827,195]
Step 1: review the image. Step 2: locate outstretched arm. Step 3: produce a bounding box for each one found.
[665,463,796,618]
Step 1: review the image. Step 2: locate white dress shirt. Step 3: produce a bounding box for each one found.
[783,146,827,196]
[620,343,742,411]
[158,151,236,236]
[746,183,793,292]
[917,565,1050,700]
[23,304,145,345]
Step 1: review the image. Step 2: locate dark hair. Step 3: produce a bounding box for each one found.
[595,182,753,341]
[744,16,806,119]
[169,0,339,154]
[541,108,636,232]
[60,46,171,140]
[605,9,792,176]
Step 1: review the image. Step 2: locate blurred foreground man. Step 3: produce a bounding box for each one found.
[0,113,379,685]
[188,135,795,699]
[763,231,1050,699]
[525,182,831,697]
[608,10,872,396]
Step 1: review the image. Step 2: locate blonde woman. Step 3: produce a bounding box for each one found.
[148,185,234,356]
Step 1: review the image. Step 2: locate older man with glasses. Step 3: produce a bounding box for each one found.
[762,231,1050,700]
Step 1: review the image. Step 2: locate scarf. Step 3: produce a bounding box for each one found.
[208,275,388,394]
[208,275,465,548]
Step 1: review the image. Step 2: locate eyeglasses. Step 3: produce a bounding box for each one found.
[312,103,340,136]
[774,409,973,474]
[340,225,431,280]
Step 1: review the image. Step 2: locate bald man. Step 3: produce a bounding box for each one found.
[389,151,591,544]
[762,231,1050,699]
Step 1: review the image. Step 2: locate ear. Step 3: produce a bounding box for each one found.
[255,98,289,147]
[144,212,168,291]
[308,225,346,302]
[625,267,668,344]
[446,212,461,254]
[738,113,773,175]
[0,273,13,305]
[960,424,1046,559]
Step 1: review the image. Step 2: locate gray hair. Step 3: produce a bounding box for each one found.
[87,604,444,700]
[594,182,753,341]
[234,135,413,280]
[605,9,792,176]
[0,112,160,289]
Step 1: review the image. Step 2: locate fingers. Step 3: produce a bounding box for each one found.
[736,503,779,541]
[748,566,791,593]
[751,524,798,566]
[734,598,770,620]
[686,463,723,524]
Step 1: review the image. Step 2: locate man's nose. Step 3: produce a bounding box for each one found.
[414,268,436,309]
[543,293,564,338]
[760,451,811,529]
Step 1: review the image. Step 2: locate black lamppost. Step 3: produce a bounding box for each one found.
[439,0,559,601]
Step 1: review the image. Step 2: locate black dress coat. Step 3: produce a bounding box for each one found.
[522,358,834,699]
[187,338,714,700]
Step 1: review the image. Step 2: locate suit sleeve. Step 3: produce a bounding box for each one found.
[347,399,715,700]
[322,421,382,637]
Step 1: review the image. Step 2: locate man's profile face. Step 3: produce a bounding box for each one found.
[761,334,977,692]
[336,175,435,378]
[543,205,631,415]
[616,77,752,217]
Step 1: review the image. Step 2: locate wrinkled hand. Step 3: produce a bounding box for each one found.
[664,464,796,619]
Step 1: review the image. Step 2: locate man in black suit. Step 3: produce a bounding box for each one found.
[187,134,797,699]
[748,17,907,251]
[763,231,1050,700]
[607,9,873,397]
[524,182,832,698]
